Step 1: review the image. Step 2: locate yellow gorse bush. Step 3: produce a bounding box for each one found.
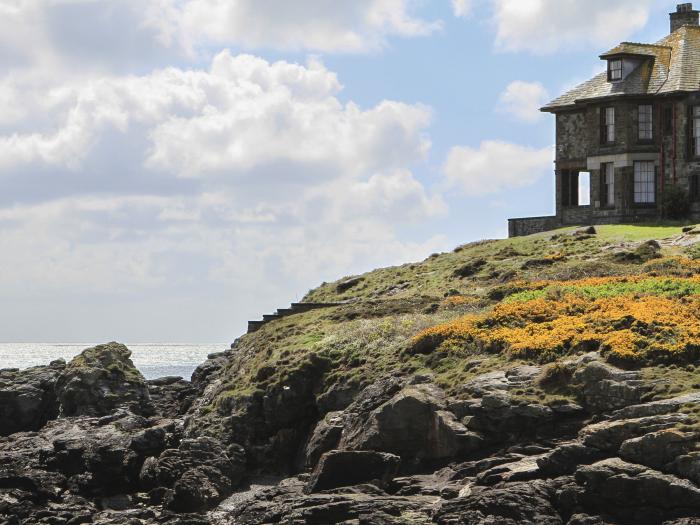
[414,291,700,362]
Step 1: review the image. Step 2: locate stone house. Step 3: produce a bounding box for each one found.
[509,3,700,237]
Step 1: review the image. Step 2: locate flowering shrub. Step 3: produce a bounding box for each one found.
[442,296,480,308]
[413,292,700,362]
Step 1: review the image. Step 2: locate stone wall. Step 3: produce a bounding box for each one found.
[508,216,560,238]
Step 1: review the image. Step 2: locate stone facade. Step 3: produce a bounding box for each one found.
[509,4,700,237]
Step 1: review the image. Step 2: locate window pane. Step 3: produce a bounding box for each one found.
[634,162,655,203]
[607,107,615,123]
[605,163,615,206]
[639,105,652,140]
[609,60,622,80]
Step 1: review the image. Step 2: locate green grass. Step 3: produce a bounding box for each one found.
[593,224,689,242]
[505,277,700,303]
[199,224,700,423]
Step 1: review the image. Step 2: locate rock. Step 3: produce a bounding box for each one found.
[670,451,700,485]
[611,392,700,420]
[462,371,509,396]
[572,361,652,413]
[453,259,487,278]
[223,483,434,525]
[305,451,400,493]
[301,411,345,470]
[476,454,544,485]
[340,382,482,463]
[166,465,231,513]
[0,361,64,436]
[147,377,196,418]
[315,381,359,414]
[140,436,245,512]
[619,429,697,470]
[337,276,363,293]
[55,343,152,417]
[579,414,689,452]
[574,226,597,236]
[434,480,563,525]
[537,442,605,477]
[190,351,230,390]
[567,514,619,525]
[464,393,563,440]
[575,458,700,523]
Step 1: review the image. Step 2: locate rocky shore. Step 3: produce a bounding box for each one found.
[2,227,700,524]
[0,342,698,524]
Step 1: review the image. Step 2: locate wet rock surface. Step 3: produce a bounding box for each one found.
[1,343,699,524]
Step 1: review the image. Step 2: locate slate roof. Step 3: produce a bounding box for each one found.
[542,26,700,112]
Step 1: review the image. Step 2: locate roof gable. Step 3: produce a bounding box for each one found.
[542,26,700,112]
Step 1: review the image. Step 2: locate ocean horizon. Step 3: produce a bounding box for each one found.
[0,342,226,381]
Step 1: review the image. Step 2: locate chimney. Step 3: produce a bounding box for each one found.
[671,3,699,32]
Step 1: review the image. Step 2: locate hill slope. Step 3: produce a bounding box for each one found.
[1,224,700,525]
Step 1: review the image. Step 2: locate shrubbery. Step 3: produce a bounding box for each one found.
[660,184,690,220]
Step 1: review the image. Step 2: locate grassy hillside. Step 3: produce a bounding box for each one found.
[209,224,700,414]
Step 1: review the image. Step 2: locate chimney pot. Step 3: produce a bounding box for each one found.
[671,3,699,32]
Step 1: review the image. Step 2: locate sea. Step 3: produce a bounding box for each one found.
[0,343,227,381]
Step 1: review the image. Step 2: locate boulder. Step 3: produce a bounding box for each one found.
[575,458,700,523]
[619,429,697,470]
[579,414,689,452]
[55,343,152,417]
[301,411,345,469]
[611,392,700,420]
[572,361,652,413]
[166,465,231,513]
[340,382,482,462]
[434,480,563,525]
[0,360,64,436]
[305,451,400,493]
[476,454,544,485]
[670,451,700,485]
[537,442,605,477]
[139,436,245,512]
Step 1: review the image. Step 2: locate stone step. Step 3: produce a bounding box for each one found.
[246,302,346,335]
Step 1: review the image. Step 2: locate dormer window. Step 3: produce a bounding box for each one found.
[608,60,623,81]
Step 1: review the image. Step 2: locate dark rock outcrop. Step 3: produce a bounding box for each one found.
[0,360,64,436]
[340,381,483,464]
[56,342,153,417]
[140,436,245,512]
[1,338,699,524]
[305,450,400,493]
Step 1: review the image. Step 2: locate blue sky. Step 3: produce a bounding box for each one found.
[0,0,682,343]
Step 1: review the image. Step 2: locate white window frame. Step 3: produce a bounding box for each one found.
[638,104,653,141]
[609,60,623,81]
[605,107,615,144]
[634,161,656,204]
[603,163,615,207]
[693,106,700,157]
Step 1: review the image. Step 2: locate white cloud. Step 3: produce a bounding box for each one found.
[444,140,553,196]
[181,0,442,53]
[0,0,441,73]
[452,0,473,18]
[0,52,432,182]
[497,81,549,122]
[492,0,653,54]
[0,51,448,340]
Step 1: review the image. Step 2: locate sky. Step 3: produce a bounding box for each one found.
[0,0,682,343]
